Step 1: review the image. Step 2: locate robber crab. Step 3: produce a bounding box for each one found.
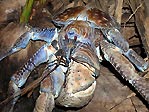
[1,6,149,112]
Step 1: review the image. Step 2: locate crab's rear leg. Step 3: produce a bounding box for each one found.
[102,28,148,72]
[34,64,65,112]
[0,27,58,61]
[2,44,57,112]
[100,39,149,103]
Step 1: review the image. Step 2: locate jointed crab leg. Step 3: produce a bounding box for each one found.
[34,64,65,112]
[3,44,57,112]
[0,27,58,61]
[102,28,148,72]
[100,39,149,103]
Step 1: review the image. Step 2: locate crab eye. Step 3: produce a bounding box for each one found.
[68,31,74,35]
[68,28,77,35]
[68,31,75,37]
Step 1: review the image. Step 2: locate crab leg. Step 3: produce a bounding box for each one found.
[3,44,57,112]
[34,65,65,112]
[102,28,148,72]
[100,39,149,103]
[0,27,58,61]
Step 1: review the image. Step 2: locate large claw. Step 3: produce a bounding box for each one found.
[100,39,149,103]
[0,27,58,61]
[11,44,57,87]
[2,44,57,112]
[102,28,148,72]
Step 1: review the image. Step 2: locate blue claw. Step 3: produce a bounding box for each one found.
[124,49,149,72]
[0,32,30,61]
[102,28,129,52]
[103,28,149,72]
[11,44,57,87]
[0,49,18,61]
[30,28,58,43]
[0,27,58,61]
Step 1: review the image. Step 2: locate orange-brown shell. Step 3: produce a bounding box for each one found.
[53,6,117,28]
[53,6,85,23]
[87,8,113,27]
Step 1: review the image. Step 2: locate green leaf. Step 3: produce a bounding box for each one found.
[20,0,34,24]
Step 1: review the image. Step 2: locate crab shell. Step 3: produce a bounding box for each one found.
[52,6,119,29]
[53,6,108,107]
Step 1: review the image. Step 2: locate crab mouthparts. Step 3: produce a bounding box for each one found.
[66,41,75,63]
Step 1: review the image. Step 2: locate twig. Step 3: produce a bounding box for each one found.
[123,2,144,28]
[115,0,123,24]
[130,97,138,112]
[109,92,136,110]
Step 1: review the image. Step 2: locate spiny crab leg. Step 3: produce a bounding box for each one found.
[2,44,57,112]
[100,39,149,103]
[0,27,58,61]
[102,28,148,72]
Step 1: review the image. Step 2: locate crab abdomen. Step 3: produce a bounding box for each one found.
[56,61,96,107]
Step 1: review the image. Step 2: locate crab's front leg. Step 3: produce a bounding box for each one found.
[102,28,148,72]
[100,39,149,103]
[2,44,57,112]
[0,26,58,61]
[34,64,66,112]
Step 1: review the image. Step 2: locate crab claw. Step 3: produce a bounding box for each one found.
[102,28,149,72]
[100,39,149,103]
[0,27,58,61]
